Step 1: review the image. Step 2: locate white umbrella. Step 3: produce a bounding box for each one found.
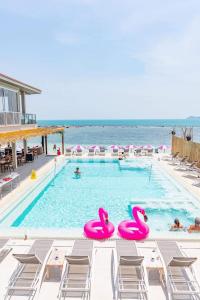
[143,144,154,150]
[73,145,84,151]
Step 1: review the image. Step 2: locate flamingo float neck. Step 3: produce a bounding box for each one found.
[132,206,147,232]
[99,208,109,233]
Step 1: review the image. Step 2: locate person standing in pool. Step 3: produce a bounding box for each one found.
[188,217,200,233]
[74,167,81,177]
[170,218,183,231]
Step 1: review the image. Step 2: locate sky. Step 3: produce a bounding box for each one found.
[0,0,200,119]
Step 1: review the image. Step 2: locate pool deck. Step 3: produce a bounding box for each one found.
[1,154,200,298]
[1,153,200,240]
[1,238,200,300]
[158,154,200,201]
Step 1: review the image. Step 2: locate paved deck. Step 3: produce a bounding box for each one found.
[0,154,55,197]
[0,239,200,299]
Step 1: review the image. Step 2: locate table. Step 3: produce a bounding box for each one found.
[46,247,67,280]
[0,172,20,197]
[144,248,164,282]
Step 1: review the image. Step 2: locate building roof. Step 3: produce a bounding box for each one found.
[0,73,41,95]
[0,127,64,143]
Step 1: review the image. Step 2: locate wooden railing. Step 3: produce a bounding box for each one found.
[172,135,200,162]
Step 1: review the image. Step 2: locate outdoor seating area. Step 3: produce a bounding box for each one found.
[0,154,55,198]
[0,145,43,173]
[65,144,169,158]
[1,238,200,300]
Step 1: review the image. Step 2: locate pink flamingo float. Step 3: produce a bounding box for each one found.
[84,208,115,239]
[118,206,149,240]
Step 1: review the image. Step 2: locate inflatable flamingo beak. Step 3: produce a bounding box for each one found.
[144,214,148,222]
[105,218,109,224]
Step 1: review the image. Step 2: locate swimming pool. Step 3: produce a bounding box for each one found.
[0,158,199,232]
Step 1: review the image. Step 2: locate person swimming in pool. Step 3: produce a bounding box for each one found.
[74,167,81,177]
[188,217,200,233]
[170,218,183,231]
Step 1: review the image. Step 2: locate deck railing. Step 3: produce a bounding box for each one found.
[0,112,36,126]
[21,113,36,125]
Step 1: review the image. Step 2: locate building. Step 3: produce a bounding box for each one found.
[0,73,64,168]
[0,73,41,132]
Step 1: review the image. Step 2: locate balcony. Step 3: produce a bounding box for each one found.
[0,112,36,126]
[21,113,36,125]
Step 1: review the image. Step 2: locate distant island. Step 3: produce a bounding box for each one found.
[187,116,200,119]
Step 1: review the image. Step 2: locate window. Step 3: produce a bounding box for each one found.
[0,88,20,112]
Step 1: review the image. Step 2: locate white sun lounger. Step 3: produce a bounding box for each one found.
[162,151,179,161]
[0,239,12,264]
[112,149,119,157]
[65,148,72,156]
[170,156,188,166]
[58,240,93,300]
[99,148,106,156]
[157,240,200,300]
[5,239,53,299]
[88,149,95,156]
[175,161,199,172]
[75,149,83,156]
[115,240,149,300]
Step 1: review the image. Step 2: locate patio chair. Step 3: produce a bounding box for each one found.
[112,149,119,157]
[65,148,72,156]
[172,152,179,160]
[170,156,188,166]
[157,240,200,300]
[0,239,12,264]
[58,240,93,300]
[75,149,83,157]
[99,147,106,156]
[146,149,153,156]
[175,160,199,172]
[134,148,142,156]
[115,240,149,300]
[162,151,179,161]
[123,148,130,157]
[88,148,95,157]
[5,239,53,299]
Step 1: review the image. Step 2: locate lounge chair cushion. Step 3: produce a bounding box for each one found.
[119,256,144,266]
[13,253,42,264]
[66,256,90,265]
[168,257,197,267]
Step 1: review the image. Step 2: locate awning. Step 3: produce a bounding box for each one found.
[0,127,65,143]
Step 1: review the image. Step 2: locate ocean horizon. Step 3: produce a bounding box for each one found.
[38,118,200,128]
[34,119,200,147]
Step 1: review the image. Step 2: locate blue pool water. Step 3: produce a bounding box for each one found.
[9,159,199,232]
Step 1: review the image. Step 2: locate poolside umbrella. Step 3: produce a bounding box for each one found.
[66,146,73,150]
[143,144,154,150]
[109,145,119,150]
[73,145,84,151]
[158,144,167,151]
[100,145,106,150]
[90,145,100,151]
[128,145,137,149]
[126,145,137,152]
[118,146,124,152]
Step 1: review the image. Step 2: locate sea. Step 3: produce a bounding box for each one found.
[28,119,200,148]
